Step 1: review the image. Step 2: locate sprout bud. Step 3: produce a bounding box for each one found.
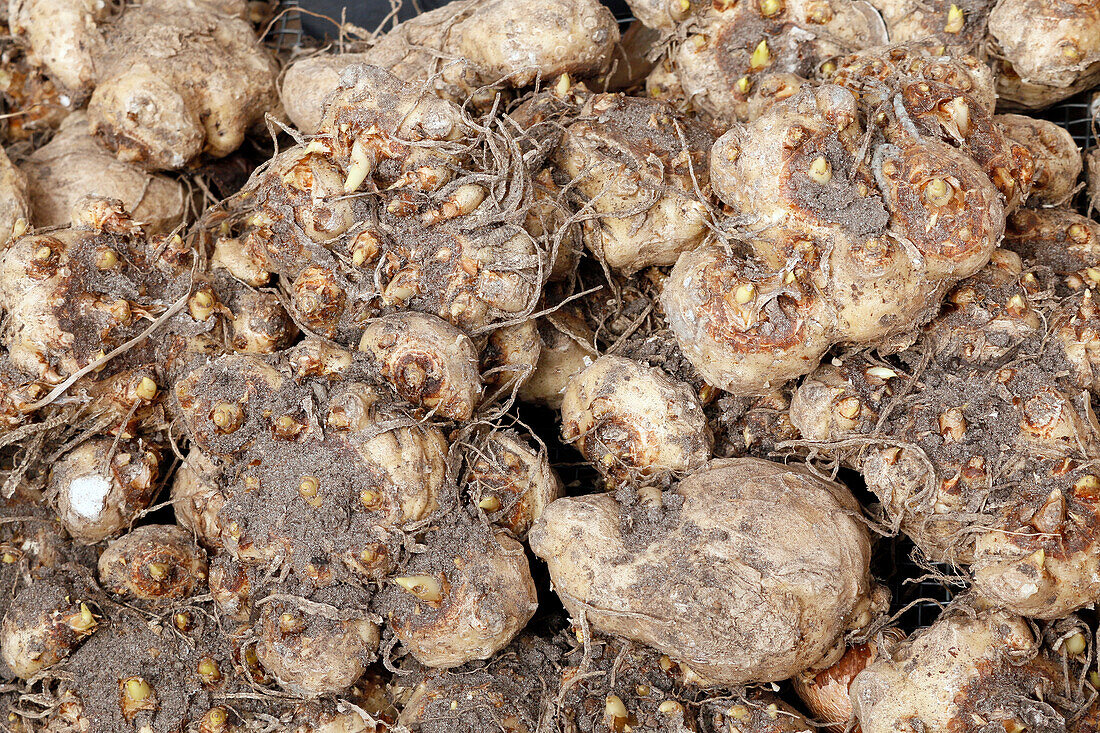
[750,40,771,70]
[211,402,244,433]
[394,575,444,603]
[1064,632,1087,656]
[135,377,157,401]
[944,4,964,33]
[96,249,119,270]
[808,156,832,184]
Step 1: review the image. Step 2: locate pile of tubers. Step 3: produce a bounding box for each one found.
[0,0,1100,730]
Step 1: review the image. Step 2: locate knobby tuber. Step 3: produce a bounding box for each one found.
[280,0,619,133]
[530,457,886,685]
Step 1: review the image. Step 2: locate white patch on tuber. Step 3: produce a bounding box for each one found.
[68,474,111,519]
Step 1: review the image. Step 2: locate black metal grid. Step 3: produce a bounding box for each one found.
[267,0,304,52]
[268,1,1097,633]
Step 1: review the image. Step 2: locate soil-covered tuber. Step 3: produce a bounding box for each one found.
[530,457,886,685]
[662,49,1033,395]
[988,0,1100,109]
[561,354,712,481]
[20,112,187,231]
[851,601,1098,732]
[382,523,538,668]
[281,0,619,133]
[790,250,1100,618]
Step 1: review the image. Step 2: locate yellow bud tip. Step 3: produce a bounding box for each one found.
[96,249,119,270]
[211,402,242,431]
[760,0,782,15]
[1,552,17,564]
[192,290,214,308]
[299,476,319,498]
[478,495,502,512]
[135,377,157,401]
[1065,632,1087,656]
[555,73,572,96]
[394,575,443,602]
[866,366,897,380]
[204,707,228,729]
[604,695,628,720]
[658,701,682,714]
[146,562,170,581]
[1069,224,1091,243]
[750,39,771,70]
[71,603,96,632]
[944,4,964,33]
[360,489,380,508]
[735,76,751,94]
[123,678,151,702]
[34,245,52,261]
[734,283,755,304]
[279,612,304,633]
[923,178,952,207]
[198,658,220,679]
[836,396,861,420]
[808,156,831,184]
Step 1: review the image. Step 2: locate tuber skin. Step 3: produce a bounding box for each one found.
[280,0,619,133]
[173,340,450,575]
[791,631,905,732]
[20,112,187,231]
[222,64,543,338]
[530,457,887,686]
[1088,147,1100,217]
[480,319,542,396]
[988,0,1100,109]
[91,0,278,170]
[790,250,1100,618]
[384,523,538,668]
[171,450,226,550]
[0,144,29,243]
[6,0,108,97]
[553,93,713,274]
[462,429,562,538]
[851,601,1098,732]
[561,355,712,481]
[98,525,208,605]
[651,0,888,125]
[254,599,380,698]
[359,312,483,421]
[49,438,162,545]
[662,49,1033,395]
[11,0,279,170]
[517,312,596,410]
[996,113,1082,207]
